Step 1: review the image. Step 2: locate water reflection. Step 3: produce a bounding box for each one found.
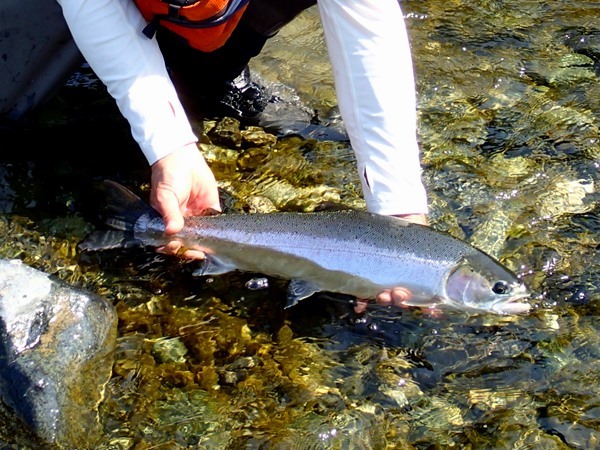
[0,0,599,448]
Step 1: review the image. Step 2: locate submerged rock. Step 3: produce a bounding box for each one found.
[0,259,117,448]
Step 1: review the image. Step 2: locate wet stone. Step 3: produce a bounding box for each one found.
[244,195,278,213]
[0,259,117,448]
[152,337,189,364]
[207,117,243,148]
[236,147,272,171]
[241,126,278,148]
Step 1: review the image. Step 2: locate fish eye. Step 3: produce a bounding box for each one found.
[492,280,510,295]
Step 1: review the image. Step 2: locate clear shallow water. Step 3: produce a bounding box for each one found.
[0,1,598,448]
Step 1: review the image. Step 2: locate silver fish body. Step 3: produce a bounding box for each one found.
[83,181,531,315]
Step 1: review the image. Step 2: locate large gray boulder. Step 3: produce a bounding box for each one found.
[0,259,117,448]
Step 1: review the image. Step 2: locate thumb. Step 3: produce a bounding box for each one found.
[157,190,185,235]
[164,210,185,236]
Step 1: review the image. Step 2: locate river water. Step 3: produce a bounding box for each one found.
[0,1,598,448]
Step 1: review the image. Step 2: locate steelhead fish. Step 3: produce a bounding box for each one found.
[81,181,531,315]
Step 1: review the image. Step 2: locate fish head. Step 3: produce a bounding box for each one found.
[443,253,530,315]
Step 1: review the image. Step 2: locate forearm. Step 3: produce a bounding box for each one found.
[318,0,428,215]
[57,0,197,165]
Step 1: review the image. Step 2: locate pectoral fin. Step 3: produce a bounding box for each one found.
[285,279,321,308]
[397,295,441,309]
[192,255,237,277]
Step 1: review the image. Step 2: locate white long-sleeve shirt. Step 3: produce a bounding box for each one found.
[57,0,428,215]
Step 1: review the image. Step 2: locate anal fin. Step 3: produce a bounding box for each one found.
[285,279,321,308]
[192,255,237,277]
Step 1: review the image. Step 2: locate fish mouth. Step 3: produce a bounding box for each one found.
[492,299,531,315]
[491,285,531,315]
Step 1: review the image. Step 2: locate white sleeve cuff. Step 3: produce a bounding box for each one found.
[318,0,428,215]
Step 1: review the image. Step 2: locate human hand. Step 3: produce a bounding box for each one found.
[150,143,221,258]
[354,212,429,314]
[392,213,428,226]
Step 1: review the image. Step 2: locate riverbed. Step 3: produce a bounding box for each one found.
[0,1,598,448]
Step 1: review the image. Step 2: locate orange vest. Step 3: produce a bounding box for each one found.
[134,0,249,52]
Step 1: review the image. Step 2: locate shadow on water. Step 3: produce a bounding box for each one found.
[0,0,599,448]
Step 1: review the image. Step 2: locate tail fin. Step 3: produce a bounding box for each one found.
[103,180,160,231]
[79,180,160,251]
[78,230,142,251]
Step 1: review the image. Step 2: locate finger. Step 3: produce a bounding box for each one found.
[157,240,206,260]
[164,213,185,236]
[353,299,369,314]
[180,249,206,260]
[375,290,393,305]
[155,190,185,235]
[392,213,429,226]
[157,240,184,256]
[390,287,412,307]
